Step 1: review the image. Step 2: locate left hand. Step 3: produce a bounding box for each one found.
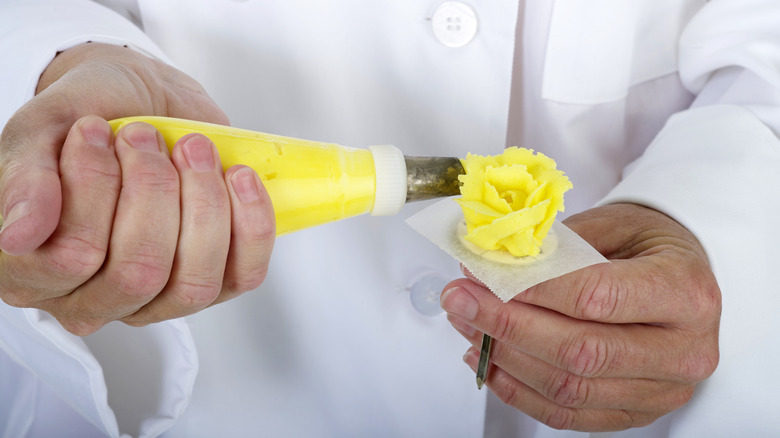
[440,203,721,431]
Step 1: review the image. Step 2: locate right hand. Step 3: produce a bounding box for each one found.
[0,43,276,335]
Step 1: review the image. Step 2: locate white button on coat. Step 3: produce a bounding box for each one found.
[409,273,451,316]
[431,1,478,48]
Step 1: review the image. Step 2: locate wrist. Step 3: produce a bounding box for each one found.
[36,42,149,94]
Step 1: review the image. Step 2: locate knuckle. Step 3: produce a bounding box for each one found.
[43,232,108,280]
[671,256,721,324]
[546,371,589,408]
[689,272,722,322]
[65,154,121,183]
[249,216,276,243]
[628,413,657,429]
[578,279,619,321]
[234,203,275,243]
[0,110,36,159]
[111,259,171,300]
[59,318,105,337]
[121,316,153,328]
[541,406,638,432]
[541,406,577,431]
[170,278,222,309]
[1,290,35,308]
[108,240,175,298]
[669,385,696,411]
[232,179,276,240]
[141,170,180,196]
[0,272,32,307]
[678,345,719,382]
[186,191,230,227]
[494,379,522,408]
[224,265,268,295]
[491,305,520,344]
[558,331,615,378]
[125,162,179,198]
[611,410,641,430]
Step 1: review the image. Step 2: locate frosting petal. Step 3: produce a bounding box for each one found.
[456,147,572,257]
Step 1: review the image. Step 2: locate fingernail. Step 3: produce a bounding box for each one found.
[1,200,31,232]
[79,118,111,148]
[463,347,479,365]
[182,135,216,172]
[441,287,479,321]
[122,123,162,152]
[231,167,260,203]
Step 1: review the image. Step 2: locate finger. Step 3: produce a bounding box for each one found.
[563,203,708,260]
[515,257,717,325]
[460,230,714,326]
[53,122,180,334]
[449,315,695,412]
[512,249,721,332]
[212,165,275,304]
[441,280,709,381]
[48,116,120,286]
[0,107,63,255]
[124,133,231,324]
[515,203,721,327]
[0,116,120,306]
[461,348,659,432]
[459,265,487,288]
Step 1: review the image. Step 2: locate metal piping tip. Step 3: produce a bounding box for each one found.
[405,156,464,202]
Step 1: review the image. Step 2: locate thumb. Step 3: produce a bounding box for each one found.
[0,110,63,255]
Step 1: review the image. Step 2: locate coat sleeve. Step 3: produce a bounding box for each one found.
[599,1,780,435]
[600,0,780,261]
[0,2,197,438]
[0,0,171,128]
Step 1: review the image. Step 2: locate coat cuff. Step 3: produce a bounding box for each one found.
[0,0,172,128]
[598,104,780,273]
[0,305,199,438]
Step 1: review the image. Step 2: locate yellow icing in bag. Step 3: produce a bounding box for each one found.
[108,116,409,236]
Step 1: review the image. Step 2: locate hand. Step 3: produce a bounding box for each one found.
[0,43,275,335]
[441,203,721,431]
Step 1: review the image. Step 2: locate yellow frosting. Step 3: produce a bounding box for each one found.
[455,147,572,257]
[109,117,376,235]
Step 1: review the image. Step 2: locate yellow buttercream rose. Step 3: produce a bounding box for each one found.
[455,147,572,257]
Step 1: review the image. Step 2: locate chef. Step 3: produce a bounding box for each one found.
[1,0,778,437]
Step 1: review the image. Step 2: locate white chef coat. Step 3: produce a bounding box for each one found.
[1,0,780,437]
